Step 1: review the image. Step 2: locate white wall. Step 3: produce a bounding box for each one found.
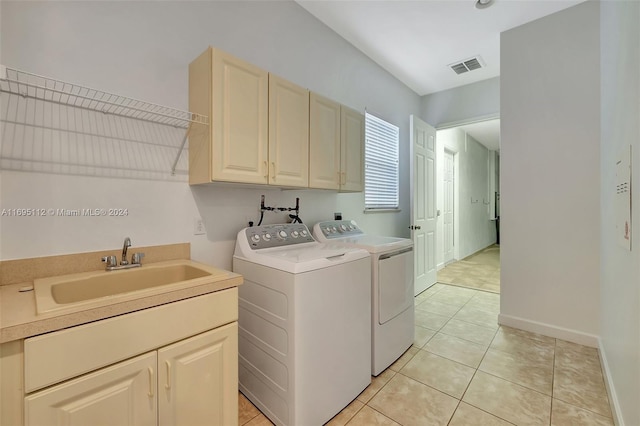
[600,1,640,424]
[0,1,422,267]
[422,77,499,127]
[435,127,496,268]
[500,1,601,343]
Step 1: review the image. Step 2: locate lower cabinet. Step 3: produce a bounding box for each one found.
[24,323,238,426]
[25,352,158,426]
[158,323,237,426]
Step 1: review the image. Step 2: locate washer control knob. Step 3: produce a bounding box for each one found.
[331,226,337,233]
[300,229,308,237]
[262,233,271,241]
[340,224,348,232]
[291,230,299,238]
[278,230,288,239]
[250,234,261,243]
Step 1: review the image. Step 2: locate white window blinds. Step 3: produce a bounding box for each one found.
[365,112,399,209]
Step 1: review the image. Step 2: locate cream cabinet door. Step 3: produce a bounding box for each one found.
[309,92,341,190]
[340,106,365,192]
[189,47,268,184]
[268,74,309,187]
[158,323,238,426]
[24,352,157,426]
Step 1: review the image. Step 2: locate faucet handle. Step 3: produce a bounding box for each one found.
[131,252,145,265]
[101,255,118,268]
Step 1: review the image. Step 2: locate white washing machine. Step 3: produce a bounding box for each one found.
[233,223,371,426]
[313,220,414,376]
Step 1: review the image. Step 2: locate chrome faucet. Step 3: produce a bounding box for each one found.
[121,237,131,266]
[101,237,144,271]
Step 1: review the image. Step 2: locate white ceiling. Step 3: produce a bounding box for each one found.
[296,0,585,152]
[296,0,585,97]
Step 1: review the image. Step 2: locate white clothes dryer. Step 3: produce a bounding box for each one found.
[313,220,414,376]
[233,223,371,426]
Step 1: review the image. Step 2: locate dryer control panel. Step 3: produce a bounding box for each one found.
[244,224,315,249]
[316,220,364,239]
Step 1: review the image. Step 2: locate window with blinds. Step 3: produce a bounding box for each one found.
[364,112,399,209]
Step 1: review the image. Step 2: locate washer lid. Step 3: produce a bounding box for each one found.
[234,242,369,273]
[331,235,413,253]
[312,220,413,253]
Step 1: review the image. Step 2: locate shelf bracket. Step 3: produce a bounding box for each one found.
[171,121,194,176]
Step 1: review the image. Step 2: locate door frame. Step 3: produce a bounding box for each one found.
[431,113,499,270]
[442,148,458,265]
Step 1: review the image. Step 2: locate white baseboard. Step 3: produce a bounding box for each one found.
[497,313,599,347]
[497,315,624,424]
[598,338,624,426]
[437,262,445,271]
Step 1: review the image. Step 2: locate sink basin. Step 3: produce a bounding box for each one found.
[34,260,232,315]
[51,264,211,304]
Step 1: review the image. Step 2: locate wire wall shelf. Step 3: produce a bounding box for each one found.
[0,66,208,128]
[0,65,208,177]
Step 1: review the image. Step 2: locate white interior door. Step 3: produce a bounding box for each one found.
[410,115,437,295]
[443,150,455,264]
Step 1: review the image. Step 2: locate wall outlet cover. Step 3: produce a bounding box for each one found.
[194,218,206,235]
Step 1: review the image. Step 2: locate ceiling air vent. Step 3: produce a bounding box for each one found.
[449,56,485,75]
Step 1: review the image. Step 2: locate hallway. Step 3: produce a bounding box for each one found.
[437,245,500,293]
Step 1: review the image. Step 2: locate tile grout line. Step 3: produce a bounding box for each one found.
[338,399,366,426]
[239,392,262,426]
[549,337,558,426]
[358,404,400,426]
[409,287,503,425]
[445,399,463,426]
[475,329,559,399]
[553,344,616,421]
[455,324,520,426]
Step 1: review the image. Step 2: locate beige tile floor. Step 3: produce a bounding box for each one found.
[438,245,501,293]
[239,283,613,426]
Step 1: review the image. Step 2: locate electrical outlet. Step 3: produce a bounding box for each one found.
[193,218,206,235]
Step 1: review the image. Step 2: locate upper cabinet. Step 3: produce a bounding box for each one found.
[309,93,341,190]
[189,47,309,188]
[188,47,363,192]
[189,47,269,185]
[340,106,365,193]
[309,93,364,192]
[268,74,309,187]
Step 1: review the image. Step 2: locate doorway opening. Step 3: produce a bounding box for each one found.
[434,118,501,293]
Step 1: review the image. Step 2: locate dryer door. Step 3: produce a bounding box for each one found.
[378,247,414,324]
